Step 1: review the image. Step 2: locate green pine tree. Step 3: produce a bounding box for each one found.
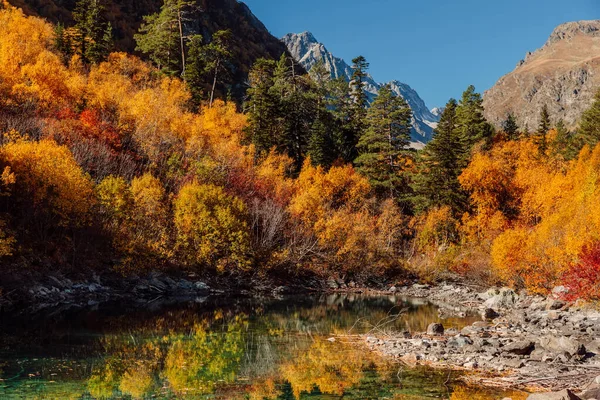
[308,114,336,167]
[342,55,370,162]
[412,99,468,215]
[535,105,551,153]
[204,30,233,107]
[502,112,520,141]
[184,35,206,109]
[355,84,412,200]
[135,0,198,76]
[54,23,73,63]
[246,58,279,156]
[578,89,600,147]
[73,0,113,64]
[455,85,494,162]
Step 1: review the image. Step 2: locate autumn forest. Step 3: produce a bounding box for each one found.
[2,0,600,302]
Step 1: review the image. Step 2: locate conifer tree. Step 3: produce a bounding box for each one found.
[307,62,336,167]
[73,0,113,64]
[184,35,205,108]
[535,105,551,153]
[412,99,468,215]
[355,84,412,199]
[135,0,198,76]
[502,112,520,140]
[578,89,600,147]
[54,23,73,63]
[204,30,233,108]
[552,119,578,160]
[246,58,279,156]
[342,55,370,162]
[455,85,493,161]
[308,115,335,167]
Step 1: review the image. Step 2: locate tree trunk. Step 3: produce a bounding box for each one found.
[177,7,186,76]
[210,58,221,108]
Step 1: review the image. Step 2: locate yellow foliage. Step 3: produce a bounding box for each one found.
[174,183,251,271]
[1,138,94,224]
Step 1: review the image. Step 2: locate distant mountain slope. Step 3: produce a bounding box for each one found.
[7,0,291,100]
[483,20,600,130]
[282,32,440,146]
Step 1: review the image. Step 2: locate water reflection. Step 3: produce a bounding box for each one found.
[0,295,524,399]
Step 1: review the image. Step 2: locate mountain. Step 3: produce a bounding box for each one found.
[282,32,440,146]
[7,0,292,100]
[483,20,600,130]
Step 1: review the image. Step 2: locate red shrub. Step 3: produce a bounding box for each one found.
[561,243,600,301]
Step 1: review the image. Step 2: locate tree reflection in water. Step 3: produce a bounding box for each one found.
[0,295,526,399]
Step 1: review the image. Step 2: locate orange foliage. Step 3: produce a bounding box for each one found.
[1,137,94,224]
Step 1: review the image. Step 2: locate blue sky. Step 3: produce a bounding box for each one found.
[244,0,598,109]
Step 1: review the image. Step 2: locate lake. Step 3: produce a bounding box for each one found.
[0,294,526,399]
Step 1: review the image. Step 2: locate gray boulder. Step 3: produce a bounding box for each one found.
[484,287,518,309]
[539,336,586,357]
[527,390,582,400]
[503,340,535,356]
[427,323,444,336]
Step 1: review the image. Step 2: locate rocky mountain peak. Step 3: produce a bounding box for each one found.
[483,20,600,131]
[546,20,600,46]
[282,32,440,146]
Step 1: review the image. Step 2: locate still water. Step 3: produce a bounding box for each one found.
[0,294,525,399]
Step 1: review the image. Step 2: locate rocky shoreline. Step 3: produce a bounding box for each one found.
[365,284,600,398]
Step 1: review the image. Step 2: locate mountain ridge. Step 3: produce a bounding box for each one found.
[483,20,600,130]
[282,31,440,146]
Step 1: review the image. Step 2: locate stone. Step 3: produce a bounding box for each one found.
[552,286,570,299]
[579,387,600,400]
[539,336,586,357]
[427,323,444,336]
[547,299,567,310]
[482,308,500,319]
[463,361,478,369]
[389,286,397,293]
[447,334,474,348]
[194,281,210,291]
[327,278,339,290]
[526,390,582,400]
[503,340,535,356]
[484,287,518,309]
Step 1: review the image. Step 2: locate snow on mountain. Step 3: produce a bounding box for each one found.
[281,32,440,145]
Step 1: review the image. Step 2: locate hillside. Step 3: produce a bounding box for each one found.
[282,32,440,146]
[7,0,291,99]
[483,20,600,130]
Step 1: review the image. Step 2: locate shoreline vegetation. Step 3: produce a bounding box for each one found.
[3,1,600,396]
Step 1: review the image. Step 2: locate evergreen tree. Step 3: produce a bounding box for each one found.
[204,30,233,107]
[270,54,314,170]
[246,58,279,156]
[355,84,412,200]
[73,0,113,64]
[552,119,578,160]
[455,85,493,161]
[308,114,336,167]
[502,112,520,140]
[54,23,73,63]
[535,105,551,153]
[307,62,337,167]
[184,35,205,109]
[412,99,468,215]
[135,0,198,76]
[342,55,370,162]
[578,89,600,147]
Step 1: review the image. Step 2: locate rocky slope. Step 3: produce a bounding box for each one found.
[8,0,291,100]
[483,20,600,130]
[282,32,440,146]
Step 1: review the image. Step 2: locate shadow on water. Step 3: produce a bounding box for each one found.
[0,294,526,399]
